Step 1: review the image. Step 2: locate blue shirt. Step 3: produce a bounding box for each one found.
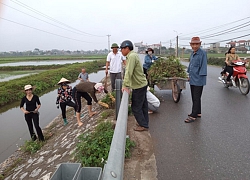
[143,54,157,69]
[78,72,89,81]
[187,48,207,86]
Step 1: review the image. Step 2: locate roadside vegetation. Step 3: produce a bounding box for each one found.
[73,121,135,168]
[0,158,22,180]
[0,59,106,107]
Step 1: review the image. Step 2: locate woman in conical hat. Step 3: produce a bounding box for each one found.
[56,78,78,126]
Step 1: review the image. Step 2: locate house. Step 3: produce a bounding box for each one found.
[210,42,220,51]
[149,44,161,49]
[226,40,250,52]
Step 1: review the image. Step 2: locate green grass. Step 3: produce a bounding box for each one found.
[73,121,135,168]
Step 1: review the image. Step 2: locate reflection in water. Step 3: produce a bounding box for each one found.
[0,70,105,163]
[0,59,92,67]
[0,73,38,82]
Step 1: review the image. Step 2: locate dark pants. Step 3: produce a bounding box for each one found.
[143,68,150,86]
[225,66,233,81]
[190,85,203,118]
[110,72,121,91]
[72,87,92,113]
[131,85,149,128]
[60,101,76,119]
[25,113,44,141]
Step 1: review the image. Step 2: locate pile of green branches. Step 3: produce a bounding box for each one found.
[148,57,187,83]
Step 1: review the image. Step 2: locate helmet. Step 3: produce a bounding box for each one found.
[120,40,134,50]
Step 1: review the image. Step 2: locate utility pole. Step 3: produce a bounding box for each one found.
[107,34,111,52]
[176,35,179,57]
[160,41,161,55]
[173,30,181,58]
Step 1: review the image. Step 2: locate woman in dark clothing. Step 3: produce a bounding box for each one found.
[221,47,240,83]
[20,84,44,141]
[72,81,108,126]
[56,78,76,126]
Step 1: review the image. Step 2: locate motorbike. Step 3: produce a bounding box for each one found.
[218,59,249,95]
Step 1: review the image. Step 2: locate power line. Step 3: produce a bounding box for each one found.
[210,33,250,43]
[9,0,106,37]
[179,21,250,41]
[180,16,250,37]
[0,2,96,37]
[201,22,250,39]
[0,17,96,43]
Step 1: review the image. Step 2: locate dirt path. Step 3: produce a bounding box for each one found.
[0,77,157,180]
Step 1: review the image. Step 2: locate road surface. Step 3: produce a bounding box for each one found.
[150,62,250,180]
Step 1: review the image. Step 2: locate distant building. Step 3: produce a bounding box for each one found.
[210,42,220,51]
[226,40,250,52]
[149,44,161,49]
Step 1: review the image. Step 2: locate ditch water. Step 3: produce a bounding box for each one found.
[0,70,105,163]
[0,59,92,66]
[0,72,39,82]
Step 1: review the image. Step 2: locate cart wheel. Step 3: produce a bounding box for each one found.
[172,82,181,103]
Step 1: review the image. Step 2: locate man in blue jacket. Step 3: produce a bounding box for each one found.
[185,37,207,123]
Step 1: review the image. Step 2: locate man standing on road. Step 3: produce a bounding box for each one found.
[120,40,149,131]
[185,37,207,123]
[106,43,126,91]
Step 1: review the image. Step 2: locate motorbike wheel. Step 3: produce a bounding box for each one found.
[239,78,250,95]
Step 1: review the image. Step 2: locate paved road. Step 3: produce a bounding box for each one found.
[149,62,250,180]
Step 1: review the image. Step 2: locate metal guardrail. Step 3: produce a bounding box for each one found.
[102,80,129,180]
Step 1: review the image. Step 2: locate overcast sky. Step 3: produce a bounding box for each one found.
[0,0,249,52]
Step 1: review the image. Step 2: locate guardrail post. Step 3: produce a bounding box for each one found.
[115,79,122,120]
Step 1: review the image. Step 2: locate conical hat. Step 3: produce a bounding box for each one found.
[57,77,70,85]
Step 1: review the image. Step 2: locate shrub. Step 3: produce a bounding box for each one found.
[21,140,45,154]
[73,121,135,167]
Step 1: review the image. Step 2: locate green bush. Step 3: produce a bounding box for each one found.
[101,91,116,108]
[21,140,45,154]
[100,109,114,119]
[207,57,225,67]
[73,121,135,167]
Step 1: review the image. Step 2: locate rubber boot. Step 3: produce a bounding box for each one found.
[63,118,68,125]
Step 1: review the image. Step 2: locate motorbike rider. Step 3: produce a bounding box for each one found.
[222,47,240,83]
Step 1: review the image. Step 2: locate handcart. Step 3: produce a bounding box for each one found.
[151,77,187,103]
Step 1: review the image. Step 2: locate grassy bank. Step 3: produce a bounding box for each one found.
[0,59,106,107]
[0,64,67,71]
[0,55,106,64]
